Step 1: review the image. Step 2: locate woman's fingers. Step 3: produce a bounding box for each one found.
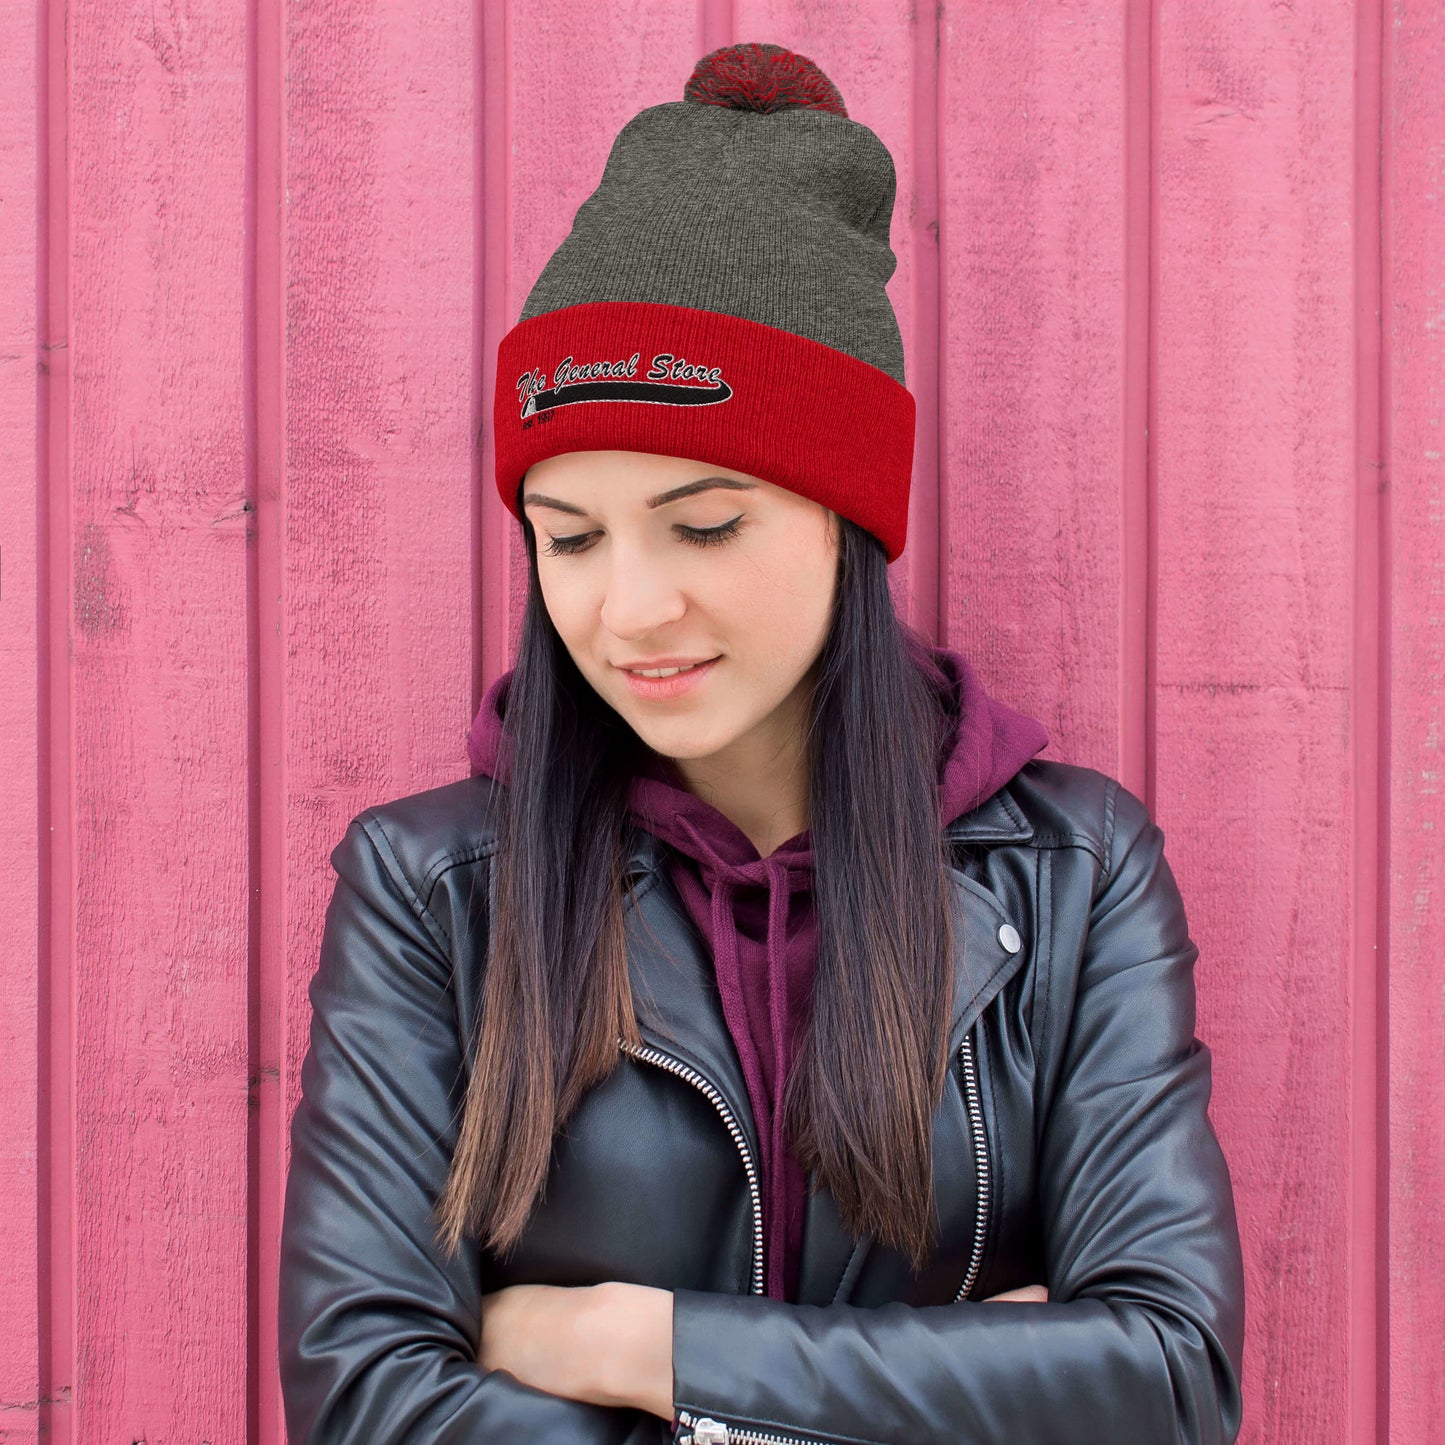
[980,1282,1049,1302]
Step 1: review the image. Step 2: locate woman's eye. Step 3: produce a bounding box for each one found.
[678,515,744,548]
[541,530,599,557]
[541,515,744,558]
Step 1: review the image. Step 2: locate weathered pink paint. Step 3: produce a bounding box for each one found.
[1384,3,1445,1441]
[0,3,1438,1442]
[1154,7,1362,1441]
[1,0,41,1438]
[273,0,477,1437]
[67,2,254,1441]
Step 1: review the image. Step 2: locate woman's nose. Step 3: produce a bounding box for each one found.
[597,552,687,638]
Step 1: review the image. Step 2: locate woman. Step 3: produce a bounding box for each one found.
[278,41,1245,1445]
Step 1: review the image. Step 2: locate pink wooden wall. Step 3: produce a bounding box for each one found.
[1,2,1439,1442]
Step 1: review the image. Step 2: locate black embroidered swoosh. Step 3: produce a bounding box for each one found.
[522,378,733,418]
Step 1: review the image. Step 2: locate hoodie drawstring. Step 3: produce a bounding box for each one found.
[676,817,803,1295]
[765,857,792,1286]
[675,820,800,1069]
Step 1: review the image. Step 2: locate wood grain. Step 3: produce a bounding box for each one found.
[278,0,479,1349]
[1385,2,1445,1440]
[0,0,41,1436]
[1153,4,1359,1441]
[938,2,1133,782]
[66,0,251,1436]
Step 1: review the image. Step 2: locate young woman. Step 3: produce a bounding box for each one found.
[279,42,1245,1445]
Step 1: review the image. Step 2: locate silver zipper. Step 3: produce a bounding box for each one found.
[648,1027,991,1444]
[617,1037,765,1295]
[952,1025,990,1303]
[676,1406,833,1444]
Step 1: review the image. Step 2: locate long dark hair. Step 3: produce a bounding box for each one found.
[435,495,960,1272]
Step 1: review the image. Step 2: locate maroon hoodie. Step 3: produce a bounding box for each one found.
[465,636,1048,1300]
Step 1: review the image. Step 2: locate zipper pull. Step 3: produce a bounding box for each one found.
[676,1408,730,1444]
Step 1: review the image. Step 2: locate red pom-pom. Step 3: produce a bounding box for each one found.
[683,42,848,118]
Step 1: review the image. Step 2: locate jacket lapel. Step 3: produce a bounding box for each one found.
[620,833,762,1171]
[940,787,1034,1050]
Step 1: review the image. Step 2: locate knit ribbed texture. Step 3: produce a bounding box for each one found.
[520,100,906,385]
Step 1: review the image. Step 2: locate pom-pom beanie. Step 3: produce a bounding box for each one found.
[492,41,916,562]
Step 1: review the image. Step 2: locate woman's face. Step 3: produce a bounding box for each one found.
[522,449,839,766]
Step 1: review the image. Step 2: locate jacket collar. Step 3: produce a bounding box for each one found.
[944,785,1034,845]
[622,783,1035,879]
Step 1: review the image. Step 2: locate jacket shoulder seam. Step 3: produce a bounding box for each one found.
[355,810,459,958]
[1100,776,1120,883]
[993,761,1113,865]
[1023,828,1105,862]
[1034,845,1054,1079]
[415,840,500,917]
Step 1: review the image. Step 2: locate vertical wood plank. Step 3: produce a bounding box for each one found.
[280,11,476,1412]
[1152,4,1360,1441]
[1353,2,1387,1437]
[37,1,73,1433]
[248,0,285,1434]
[66,0,252,1435]
[476,0,508,710]
[937,2,1133,778]
[1385,2,1445,1440]
[0,0,41,1435]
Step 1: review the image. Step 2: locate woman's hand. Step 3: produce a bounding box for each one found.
[478,1281,675,1421]
[478,1283,605,1405]
[981,1282,1050,1302]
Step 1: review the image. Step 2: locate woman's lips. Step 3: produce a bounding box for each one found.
[619,655,721,701]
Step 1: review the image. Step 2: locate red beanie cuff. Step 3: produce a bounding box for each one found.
[493,301,915,562]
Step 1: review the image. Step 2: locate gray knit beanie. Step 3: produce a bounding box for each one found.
[494,42,916,560]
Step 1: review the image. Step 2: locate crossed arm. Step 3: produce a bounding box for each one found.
[474,1275,1050,1421]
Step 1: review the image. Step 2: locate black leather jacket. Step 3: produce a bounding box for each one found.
[279,760,1246,1444]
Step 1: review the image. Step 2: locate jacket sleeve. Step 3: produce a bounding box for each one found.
[668,780,1246,1445]
[278,813,658,1444]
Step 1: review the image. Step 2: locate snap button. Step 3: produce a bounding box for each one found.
[998,923,1022,954]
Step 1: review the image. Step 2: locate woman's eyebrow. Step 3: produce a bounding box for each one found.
[521,476,758,516]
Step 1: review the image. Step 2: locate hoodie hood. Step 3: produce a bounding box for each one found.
[464,633,1049,833]
[464,635,1047,1299]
